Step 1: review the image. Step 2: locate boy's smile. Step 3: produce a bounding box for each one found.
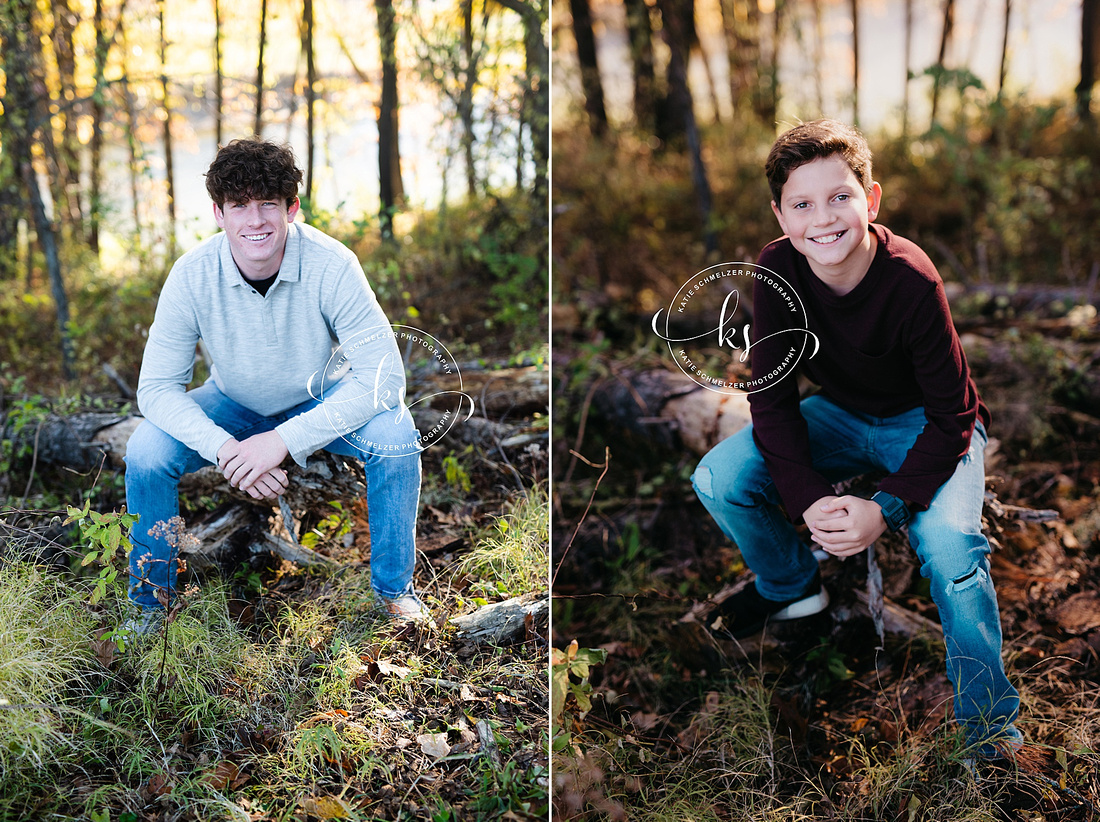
[214,196,301,281]
[771,155,882,295]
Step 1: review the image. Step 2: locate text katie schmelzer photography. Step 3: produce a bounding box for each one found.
[651,262,819,394]
[307,324,474,457]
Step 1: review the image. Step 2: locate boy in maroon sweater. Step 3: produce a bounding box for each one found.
[693,119,1021,757]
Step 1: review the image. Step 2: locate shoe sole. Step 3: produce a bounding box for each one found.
[770,588,830,621]
[707,588,830,639]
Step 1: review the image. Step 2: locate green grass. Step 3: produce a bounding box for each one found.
[0,563,94,778]
[459,483,549,599]
[0,537,548,820]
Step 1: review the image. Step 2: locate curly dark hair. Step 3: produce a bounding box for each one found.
[765,119,873,210]
[204,138,303,207]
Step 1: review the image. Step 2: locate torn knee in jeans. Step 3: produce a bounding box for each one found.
[692,465,713,498]
[946,562,987,594]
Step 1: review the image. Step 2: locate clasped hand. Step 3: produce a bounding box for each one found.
[802,495,888,558]
[216,431,290,500]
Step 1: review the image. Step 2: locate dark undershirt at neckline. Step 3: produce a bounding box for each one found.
[242,270,279,296]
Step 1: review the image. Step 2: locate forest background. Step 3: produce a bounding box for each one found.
[0,0,550,818]
[552,0,1100,819]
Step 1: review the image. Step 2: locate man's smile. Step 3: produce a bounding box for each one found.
[244,232,272,242]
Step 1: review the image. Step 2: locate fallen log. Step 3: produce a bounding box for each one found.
[420,365,549,418]
[854,590,944,639]
[20,401,543,479]
[450,592,548,645]
[591,369,751,456]
[11,404,547,576]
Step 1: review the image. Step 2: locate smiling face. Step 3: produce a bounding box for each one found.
[213,196,300,281]
[771,155,882,295]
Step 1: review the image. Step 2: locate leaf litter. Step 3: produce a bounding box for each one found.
[553,314,1100,820]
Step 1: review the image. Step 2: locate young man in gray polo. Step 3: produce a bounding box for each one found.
[124,138,427,633]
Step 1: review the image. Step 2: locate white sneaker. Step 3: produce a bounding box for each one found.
[377,592,431,624]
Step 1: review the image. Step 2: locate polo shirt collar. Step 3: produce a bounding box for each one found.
[221,221,303,287]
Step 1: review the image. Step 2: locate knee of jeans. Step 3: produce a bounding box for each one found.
[945,560,988,594]
[692,450,751,505]
[124,423,174,477]
[691,463,714,500]
[922,551,990,598]
[352,411,422,461]
[692,450,729,502]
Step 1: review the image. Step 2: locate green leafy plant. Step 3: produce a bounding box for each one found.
[300,500,353,550]
[64,501,139,605]
[443,451,472,494]
[551,639,608,750]
[806,643,856,693]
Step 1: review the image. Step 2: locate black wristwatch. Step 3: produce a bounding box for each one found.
[871,491,911,532]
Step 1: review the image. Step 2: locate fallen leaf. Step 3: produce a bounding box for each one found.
[202,760,239,790]
[91,628,116,669]
[417,732,451,759]
[376,659,411,679]
[147,772,172,796]
[298,795,351,819]
[1054,591,1100,635]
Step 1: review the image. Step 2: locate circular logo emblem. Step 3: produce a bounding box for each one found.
[651,262,818,395]
[308,324,473,457]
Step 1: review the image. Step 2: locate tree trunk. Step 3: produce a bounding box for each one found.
[22,161,74,379]
[994,0,1011,102]
[90,0,107,254]
[214,0,224,147]
[570,0,608,137]
[515,90,526,191]
[655,0,690,142]
[120,17,143,239]
[811,0,824,114]
[657,0,716,254]
[1078,0,1099,120]
[850,0,859,127]
[0,0,74,377]
[158,0,177,255]
[461,0,478,197]
[301,0,316,203]
[759,0,781,125]
[930,0,955,127]
[902,0,913,135]
[376,0,403,239]
[490,0,547,210]
[49,0,84,236]
[623,0,656,132]
[722,0,762,125]
[0,89,20,281]
[255,0,267,136]
[693,28,722,125]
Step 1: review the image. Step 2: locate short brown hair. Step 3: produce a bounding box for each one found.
[204,138,303,207]
[765,119,873,209]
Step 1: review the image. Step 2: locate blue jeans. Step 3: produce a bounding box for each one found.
[692,394,1020,748]
[124,381,421,609]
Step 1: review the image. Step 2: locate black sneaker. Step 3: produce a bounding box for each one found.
[705,571,829,639]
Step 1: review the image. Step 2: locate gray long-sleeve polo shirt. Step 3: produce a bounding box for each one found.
[136,221,406,466]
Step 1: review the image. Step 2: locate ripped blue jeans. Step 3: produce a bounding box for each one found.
[693,394,1020,749]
